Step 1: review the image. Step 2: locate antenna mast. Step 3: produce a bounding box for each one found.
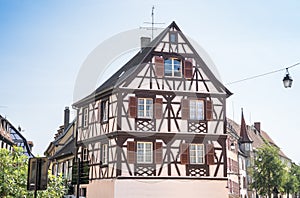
[141,6,164,40]
[151,6,154,39]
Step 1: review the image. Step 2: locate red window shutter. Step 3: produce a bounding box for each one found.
[180,143,189,164]
[206,144,215,165]
[206,100,213,120]
[155,56,164,78]
[184,60,193,79]
[155,142,163,164]
[155,98,163,119]
[181,99,189,120]
[128,97,137,118]
[127,141,135,164]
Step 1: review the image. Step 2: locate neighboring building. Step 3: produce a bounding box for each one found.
[44,107,76,195]
[72,21,232,198]
[0,114,33,157]
[227,122,242,198]
[227,113,292,198]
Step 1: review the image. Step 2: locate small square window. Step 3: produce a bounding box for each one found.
[170,32,177,43]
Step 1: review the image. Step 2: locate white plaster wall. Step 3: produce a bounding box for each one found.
[114,179,227,198]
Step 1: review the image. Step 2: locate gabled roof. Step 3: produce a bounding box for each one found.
[227,118,289,160]
[49,138,75,160]
[73,21,232,107]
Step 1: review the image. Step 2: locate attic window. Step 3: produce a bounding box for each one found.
[170,32,177,43]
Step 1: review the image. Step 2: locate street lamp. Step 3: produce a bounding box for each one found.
[283,68,293,88]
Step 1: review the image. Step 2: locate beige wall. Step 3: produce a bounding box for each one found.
[86,178,227,198]
[115,179,227,198]
[87,179,115,198]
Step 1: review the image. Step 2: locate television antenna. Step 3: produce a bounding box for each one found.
[141,6,165,39]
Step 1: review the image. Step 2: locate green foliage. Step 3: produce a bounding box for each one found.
[283,163,300,196]
[0,147,67,198]
[0,147,28,197]
[32,172,67,198]
[250,144,286,197]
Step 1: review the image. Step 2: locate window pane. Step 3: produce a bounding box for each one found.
[197,101,204,120]
[173,60,181,77]
[170,33,176,43]
[138,99,144,104]
[164,59,172,76]
[190,100,204,120]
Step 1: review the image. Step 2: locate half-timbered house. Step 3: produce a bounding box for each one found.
[72,21,232,198]
[0,114,33,157]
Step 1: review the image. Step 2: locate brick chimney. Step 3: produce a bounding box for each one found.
[64,106,70,130]
[27,141,34,151]
[254,122,261,133]
[140,37,151,50]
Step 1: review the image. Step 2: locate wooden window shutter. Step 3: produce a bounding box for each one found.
[206,100,213,120]
[184,60,193,79]
[181,99,189,120]
[127,141,135,164]
[206,144,215,165]
[180,143,189,164]
[155,98,163,119]
[128,97,137,118]
[155,56,164,78]
[155,142,163,164]
[98,102,101,122]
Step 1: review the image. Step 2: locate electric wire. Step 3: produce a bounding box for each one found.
[225,62,300,85]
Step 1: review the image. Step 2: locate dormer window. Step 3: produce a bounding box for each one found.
[164,58,182,77]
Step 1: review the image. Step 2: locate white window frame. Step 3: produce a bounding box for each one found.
[137,142,153,164]
[189,100,204,120]
[101,143,108,165]
[164,58,182,77]
[138,98,153,119]
[83,107,89,128]
[189,143,204,164]
[101,100,109,122]
[82,147,88,161]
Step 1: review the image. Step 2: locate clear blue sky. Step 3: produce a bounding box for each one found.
[1,0,300,162]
